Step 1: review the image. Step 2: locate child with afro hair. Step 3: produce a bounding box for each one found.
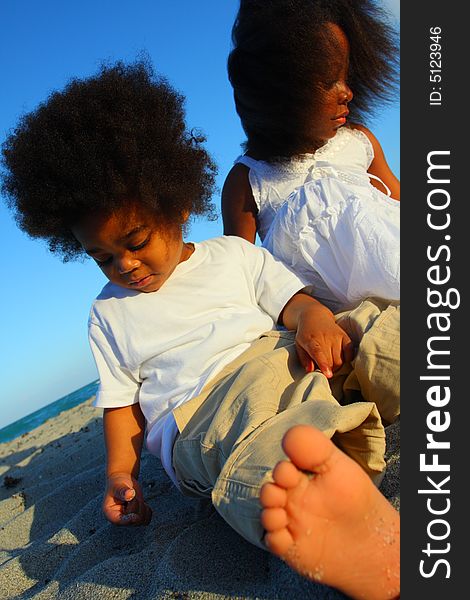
[2,60,399,599]
[223,0,400,311]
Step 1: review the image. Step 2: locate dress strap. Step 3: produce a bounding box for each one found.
[368,173,391,197]
[234,155,261,170]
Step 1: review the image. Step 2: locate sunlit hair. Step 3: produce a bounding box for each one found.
[1,60,217,261]
[228,0,398,159]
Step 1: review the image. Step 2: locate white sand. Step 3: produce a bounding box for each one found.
[0,398,399,599]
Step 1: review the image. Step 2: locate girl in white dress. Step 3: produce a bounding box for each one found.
[222,0,400,311]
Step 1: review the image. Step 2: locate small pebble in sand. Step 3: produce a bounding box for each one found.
[3,475,22,489]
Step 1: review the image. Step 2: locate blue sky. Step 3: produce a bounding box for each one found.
[0,0,399,429]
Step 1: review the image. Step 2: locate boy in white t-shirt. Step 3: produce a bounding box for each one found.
[2,61,399,599]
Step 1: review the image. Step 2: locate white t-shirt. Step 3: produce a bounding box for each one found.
[89,236,305,484]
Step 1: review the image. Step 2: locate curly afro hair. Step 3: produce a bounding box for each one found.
[228,0,399,159]
[1,60,217,261]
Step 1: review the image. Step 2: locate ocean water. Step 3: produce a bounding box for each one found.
[0,379,100,444]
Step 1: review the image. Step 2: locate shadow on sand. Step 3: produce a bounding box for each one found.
[0,405,355,600]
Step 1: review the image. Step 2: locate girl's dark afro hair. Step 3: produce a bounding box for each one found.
[228,0,399,159]
[1,60,217,261]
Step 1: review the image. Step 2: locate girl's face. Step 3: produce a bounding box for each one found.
[72,203,193,293]
[309,23,353,144]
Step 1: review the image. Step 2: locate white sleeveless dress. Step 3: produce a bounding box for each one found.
[234,127,400,311]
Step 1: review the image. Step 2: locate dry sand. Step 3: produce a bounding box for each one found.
[0,397,399,600]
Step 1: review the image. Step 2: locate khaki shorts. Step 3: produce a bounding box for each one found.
[172,299,400,548]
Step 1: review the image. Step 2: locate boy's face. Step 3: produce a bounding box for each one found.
[72,204,192,293]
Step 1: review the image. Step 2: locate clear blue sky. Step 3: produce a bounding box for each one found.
[0,0,399,429]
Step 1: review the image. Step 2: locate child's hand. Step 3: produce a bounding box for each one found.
[295,306,354,378]
[280,292,354,378]
[103,472,152,526]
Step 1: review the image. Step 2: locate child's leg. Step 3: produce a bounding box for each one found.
[173,338,385,548]
[261,425,400,600]
[335,298,400,424]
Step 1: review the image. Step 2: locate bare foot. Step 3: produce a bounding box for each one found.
[260,425,399,600]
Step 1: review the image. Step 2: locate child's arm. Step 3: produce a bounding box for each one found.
[102,404,152,526]
[222,163,258,242]
[351,123,400,201]
[279,291,354,378]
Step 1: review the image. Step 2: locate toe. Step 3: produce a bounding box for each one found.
[272,460,301,489]
[260,482,287,508]
[261,507,289,531]
[265,527,294,556]
[282,425,335,473]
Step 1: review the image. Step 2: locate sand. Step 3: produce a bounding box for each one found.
[0,397,399,600]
